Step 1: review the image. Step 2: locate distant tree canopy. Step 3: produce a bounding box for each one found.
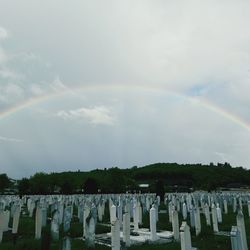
[83,177,98,194]
[18,178,31,194]
[1,162,250,194]
[155,179,165,201]
[61,180,73,194]
[0,174,10,191]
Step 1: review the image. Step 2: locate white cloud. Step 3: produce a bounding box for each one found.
[50,77,68,92]
[0,27,8,40]
[57,106,116,125]
[0,135,23,143]
[30,84,46,96]
[0,83,24,103]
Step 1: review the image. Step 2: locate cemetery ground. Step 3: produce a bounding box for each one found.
[0,198,249,250]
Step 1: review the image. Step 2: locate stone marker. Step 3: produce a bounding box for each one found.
[224,199,228,214]
[63,206,71,233]
[236,210,248,250]
[0,211,4,243]
[62,236,71,250]
[35,206,42,239]
[172,210,180,241]
[150,204,158,241]
[51,210,60,241]
[211,203,219,233]
[110,204,117,224]
[180,221,192,250]
[231,226,243,250]
[123,212,130,247]
[111,219,120,250]
[204,203,211,226]
[182,203,187,220]
[194,207,201,236]
[247,201,250,218]
[12,205,21,234]
[85,214,95,248]
[216,203,222,223]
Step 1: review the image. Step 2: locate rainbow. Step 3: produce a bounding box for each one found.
[0,84,250,132]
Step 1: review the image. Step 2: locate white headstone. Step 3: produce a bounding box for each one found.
[204,203,211,226]
[85,215,95,248]
[123,212,130,247]
[111,219,120,250]
[182,203,187,220]
[231,226,243,250]
[211,204,219,233]
[12,205,21,234]
[110,204,117,224]
[194,207,201,236]
[236,210,248,250]
[172,210,180,241]
[35,206,42,239]
[224,199,228,214]
[216,204,222,223]
[150,205,158,241]
[180,221,192,250]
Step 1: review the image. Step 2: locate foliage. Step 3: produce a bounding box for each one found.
[0,173,11,191]
[3,162,250,194]
[18,178,31,194]
[83,177,98,194]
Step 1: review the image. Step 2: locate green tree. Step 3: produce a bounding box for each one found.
[155,179,165,201]
[0,173,11,191]
[61,180,73,194]
[83,177,98,194]
[18,178,31,194]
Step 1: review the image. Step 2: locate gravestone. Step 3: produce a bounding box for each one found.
[204,203,211,226]
[51,210,60,241]
[123,212,130,247]
[0,211,4,243]
[194,207,201,236]
[236,210,248,250]
[224,199,228,214]
[172,210,180,241]
[211,204,219,233]
[85,214,95,248]
[83,206,90,237]
[35,206,42,239]
[180,221,192,250]
[182,203,187,220]
[247,201,250,218]
[111,219,120,250]
[150,204,158,241]
[216,204,222,223]
[63,206,71,233]
[62,236,71,250]
[231,226,243,250]
[12,204,21,234]
[110,204,117,224]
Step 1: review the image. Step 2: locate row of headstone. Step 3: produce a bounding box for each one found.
[1,191,250,250]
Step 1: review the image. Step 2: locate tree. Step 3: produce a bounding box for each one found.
[60,180,73,194]
[83,177,98,194]
[18,178,31,194]
[155,179,165,202]
[0,174,11,191]
[29,172,50,194]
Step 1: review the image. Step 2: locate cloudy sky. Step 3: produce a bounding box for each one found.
[1,0,250,178]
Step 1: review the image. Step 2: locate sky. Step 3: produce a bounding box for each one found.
[1,0,250,178]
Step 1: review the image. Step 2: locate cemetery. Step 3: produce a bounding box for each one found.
[0,191,250,249]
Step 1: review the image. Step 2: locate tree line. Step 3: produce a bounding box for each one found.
[1,162,250,196]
